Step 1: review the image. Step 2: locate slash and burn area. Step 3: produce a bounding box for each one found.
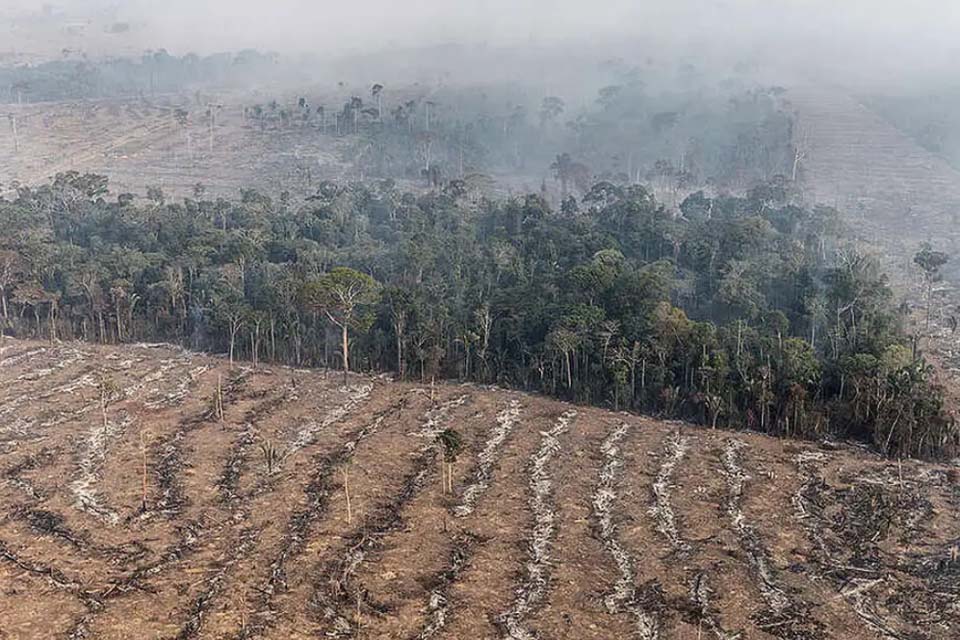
[0,339,957,639]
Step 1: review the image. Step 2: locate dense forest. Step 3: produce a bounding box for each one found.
[0,171,954,459]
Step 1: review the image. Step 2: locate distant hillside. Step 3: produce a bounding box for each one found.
[788,86,960,267]
[787,86,960,416]
[0,338,957,638]
[863,90,960,173]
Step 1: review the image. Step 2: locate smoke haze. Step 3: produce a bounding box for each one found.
[5,1,958,87]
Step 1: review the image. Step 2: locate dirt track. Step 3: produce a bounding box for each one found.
[0,338,958,639]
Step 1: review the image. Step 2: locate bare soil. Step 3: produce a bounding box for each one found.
[0,338,958,639]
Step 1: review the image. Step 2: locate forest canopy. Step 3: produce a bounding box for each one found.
[0,172,955,459]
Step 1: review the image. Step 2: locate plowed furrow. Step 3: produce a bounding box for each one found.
[222,395,408,639]
[497,410,576,640]
[720,439,822,639]
[650,430,690,554]
[408,532,481,640]
[593,421,659,639]
[454,398,522,517]
[311,392,472,637]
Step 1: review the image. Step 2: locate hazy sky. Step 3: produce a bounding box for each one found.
[12,1,960,85]
[32,1,952,50]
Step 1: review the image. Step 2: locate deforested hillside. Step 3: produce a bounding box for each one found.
[1,338,958,639]
[790,87,960,216]
[0,97,347,201]
[788,86,960,262]
[788,86,960,408]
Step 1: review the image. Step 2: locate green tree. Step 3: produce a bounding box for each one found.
[212,287,247,368]
[0,250,20,325]
[303,267,381,375]
[914,243,949,330]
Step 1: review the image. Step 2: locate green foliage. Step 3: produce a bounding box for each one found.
[437,428,464,462]
[914,242,950,329]
[302,267,381,331]
[915,243,949,279]
[0,172,954,458]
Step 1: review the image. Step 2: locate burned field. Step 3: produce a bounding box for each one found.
[0,97,347,201]
[0,338,958,639]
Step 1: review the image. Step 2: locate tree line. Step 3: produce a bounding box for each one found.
[325,80,796,193]
[1,50,279,103]
[0,171,955,458]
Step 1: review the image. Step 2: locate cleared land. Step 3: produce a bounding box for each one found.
[0,338,957,639]
[0,96,347,200]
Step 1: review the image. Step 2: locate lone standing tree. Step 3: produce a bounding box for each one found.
[437,428,463,495]
[914,243,950,330]
[304,267,381,377]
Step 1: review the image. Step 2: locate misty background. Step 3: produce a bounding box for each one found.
[4,1,960,88]
[7,1,960,196]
